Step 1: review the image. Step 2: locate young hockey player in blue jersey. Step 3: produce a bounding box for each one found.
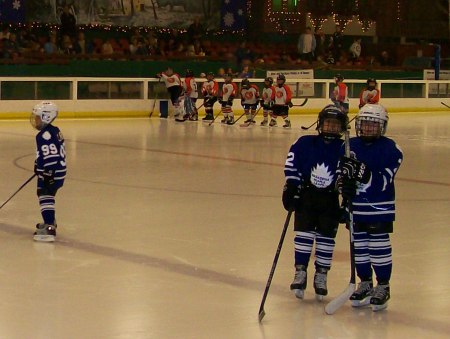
[282,104,348,300]
[31,101,67,242]
[336,104,403,311]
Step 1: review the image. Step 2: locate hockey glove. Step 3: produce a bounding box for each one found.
[338,156,371,184]
[42,170,55,188]
[287,102,293,108]
[282,182,301,211]
[259,99,265,106]
[336,176,357,200]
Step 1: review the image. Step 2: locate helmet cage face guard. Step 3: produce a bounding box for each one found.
[355,105,388,140]
[317,105,347,139]
[30,102,58,130]
[355,115,387,140]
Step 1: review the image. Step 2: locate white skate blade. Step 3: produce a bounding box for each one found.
[316,294,324,302]
[371,302,388,312]
[351,297,371,308]
[293,289,304,299]
[33,234,56,242]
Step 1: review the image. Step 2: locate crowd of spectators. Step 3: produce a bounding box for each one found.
[0,20,405,71]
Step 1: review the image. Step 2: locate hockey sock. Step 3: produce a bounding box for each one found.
[294,231,316,267]
[205,107,213,116]
[353,231,373,280]
[39,194,56,225]
[262,110,268,121]
[314,235,335,270]
[369,233,392,283]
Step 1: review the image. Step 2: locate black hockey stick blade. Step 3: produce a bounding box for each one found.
[301,121,316,130]
[258,309,266,323]
[441,102,450,109]
[293,98,308,107]
[0,174,36,210]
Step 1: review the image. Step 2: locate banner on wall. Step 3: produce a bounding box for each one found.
[25,0,221,29]
[423,69,450,95]
[266,69,315,97]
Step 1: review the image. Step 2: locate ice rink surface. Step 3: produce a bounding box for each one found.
[0,112,449,339]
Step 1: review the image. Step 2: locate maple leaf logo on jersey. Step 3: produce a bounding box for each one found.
[276,92,283,98]
[245,92,254,99]
[168,78,175,83]
[310,163,334,188]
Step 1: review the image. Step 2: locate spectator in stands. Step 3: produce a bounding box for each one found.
[3,33,20,59]
[0,27,10,41]
[101,39,114,56]
[73,31,93,55]
[44,35,59,55]
[315,28,327,63]
[60,35,75,55]
[235,41,254,67]
[217,67,226,77]
[331,25,344,63]
[297,26,316,65]
[187,17,205,43]
[60,5,77,39]
[238,65,253,78]
[378,50,395,66]
[349,37,362,64]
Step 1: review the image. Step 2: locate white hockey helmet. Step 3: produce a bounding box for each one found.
[31,101,58,130]
[355,104,388,141]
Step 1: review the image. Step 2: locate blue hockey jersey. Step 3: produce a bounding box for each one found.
[35,124,67,188]
[285,135,343,189]
[349,136,403,223]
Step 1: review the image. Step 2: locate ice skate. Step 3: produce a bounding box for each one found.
[370,284,390,312]
[290,265,307,299]
[221,116,229,124]
[226,116,235,125]
[202,114,214,121]
[350,280,373,307]
[313,267,328,301]
[33,223,57,242]
[243,118,256,124]
[283,120,291,129]
[260,119,268,126]
[269,119,277,127]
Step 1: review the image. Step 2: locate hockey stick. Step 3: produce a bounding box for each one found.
[301,120,317,130]
[324,130,356,315]
[196,102,205,111]
[149,77,162,118]
[441,102,450,109]
[293,98,309,107]
[208,109,222,126]
[0,174,36,210]
[237,106,263,127]
[303,115,356,132]
[258,209,293,322]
